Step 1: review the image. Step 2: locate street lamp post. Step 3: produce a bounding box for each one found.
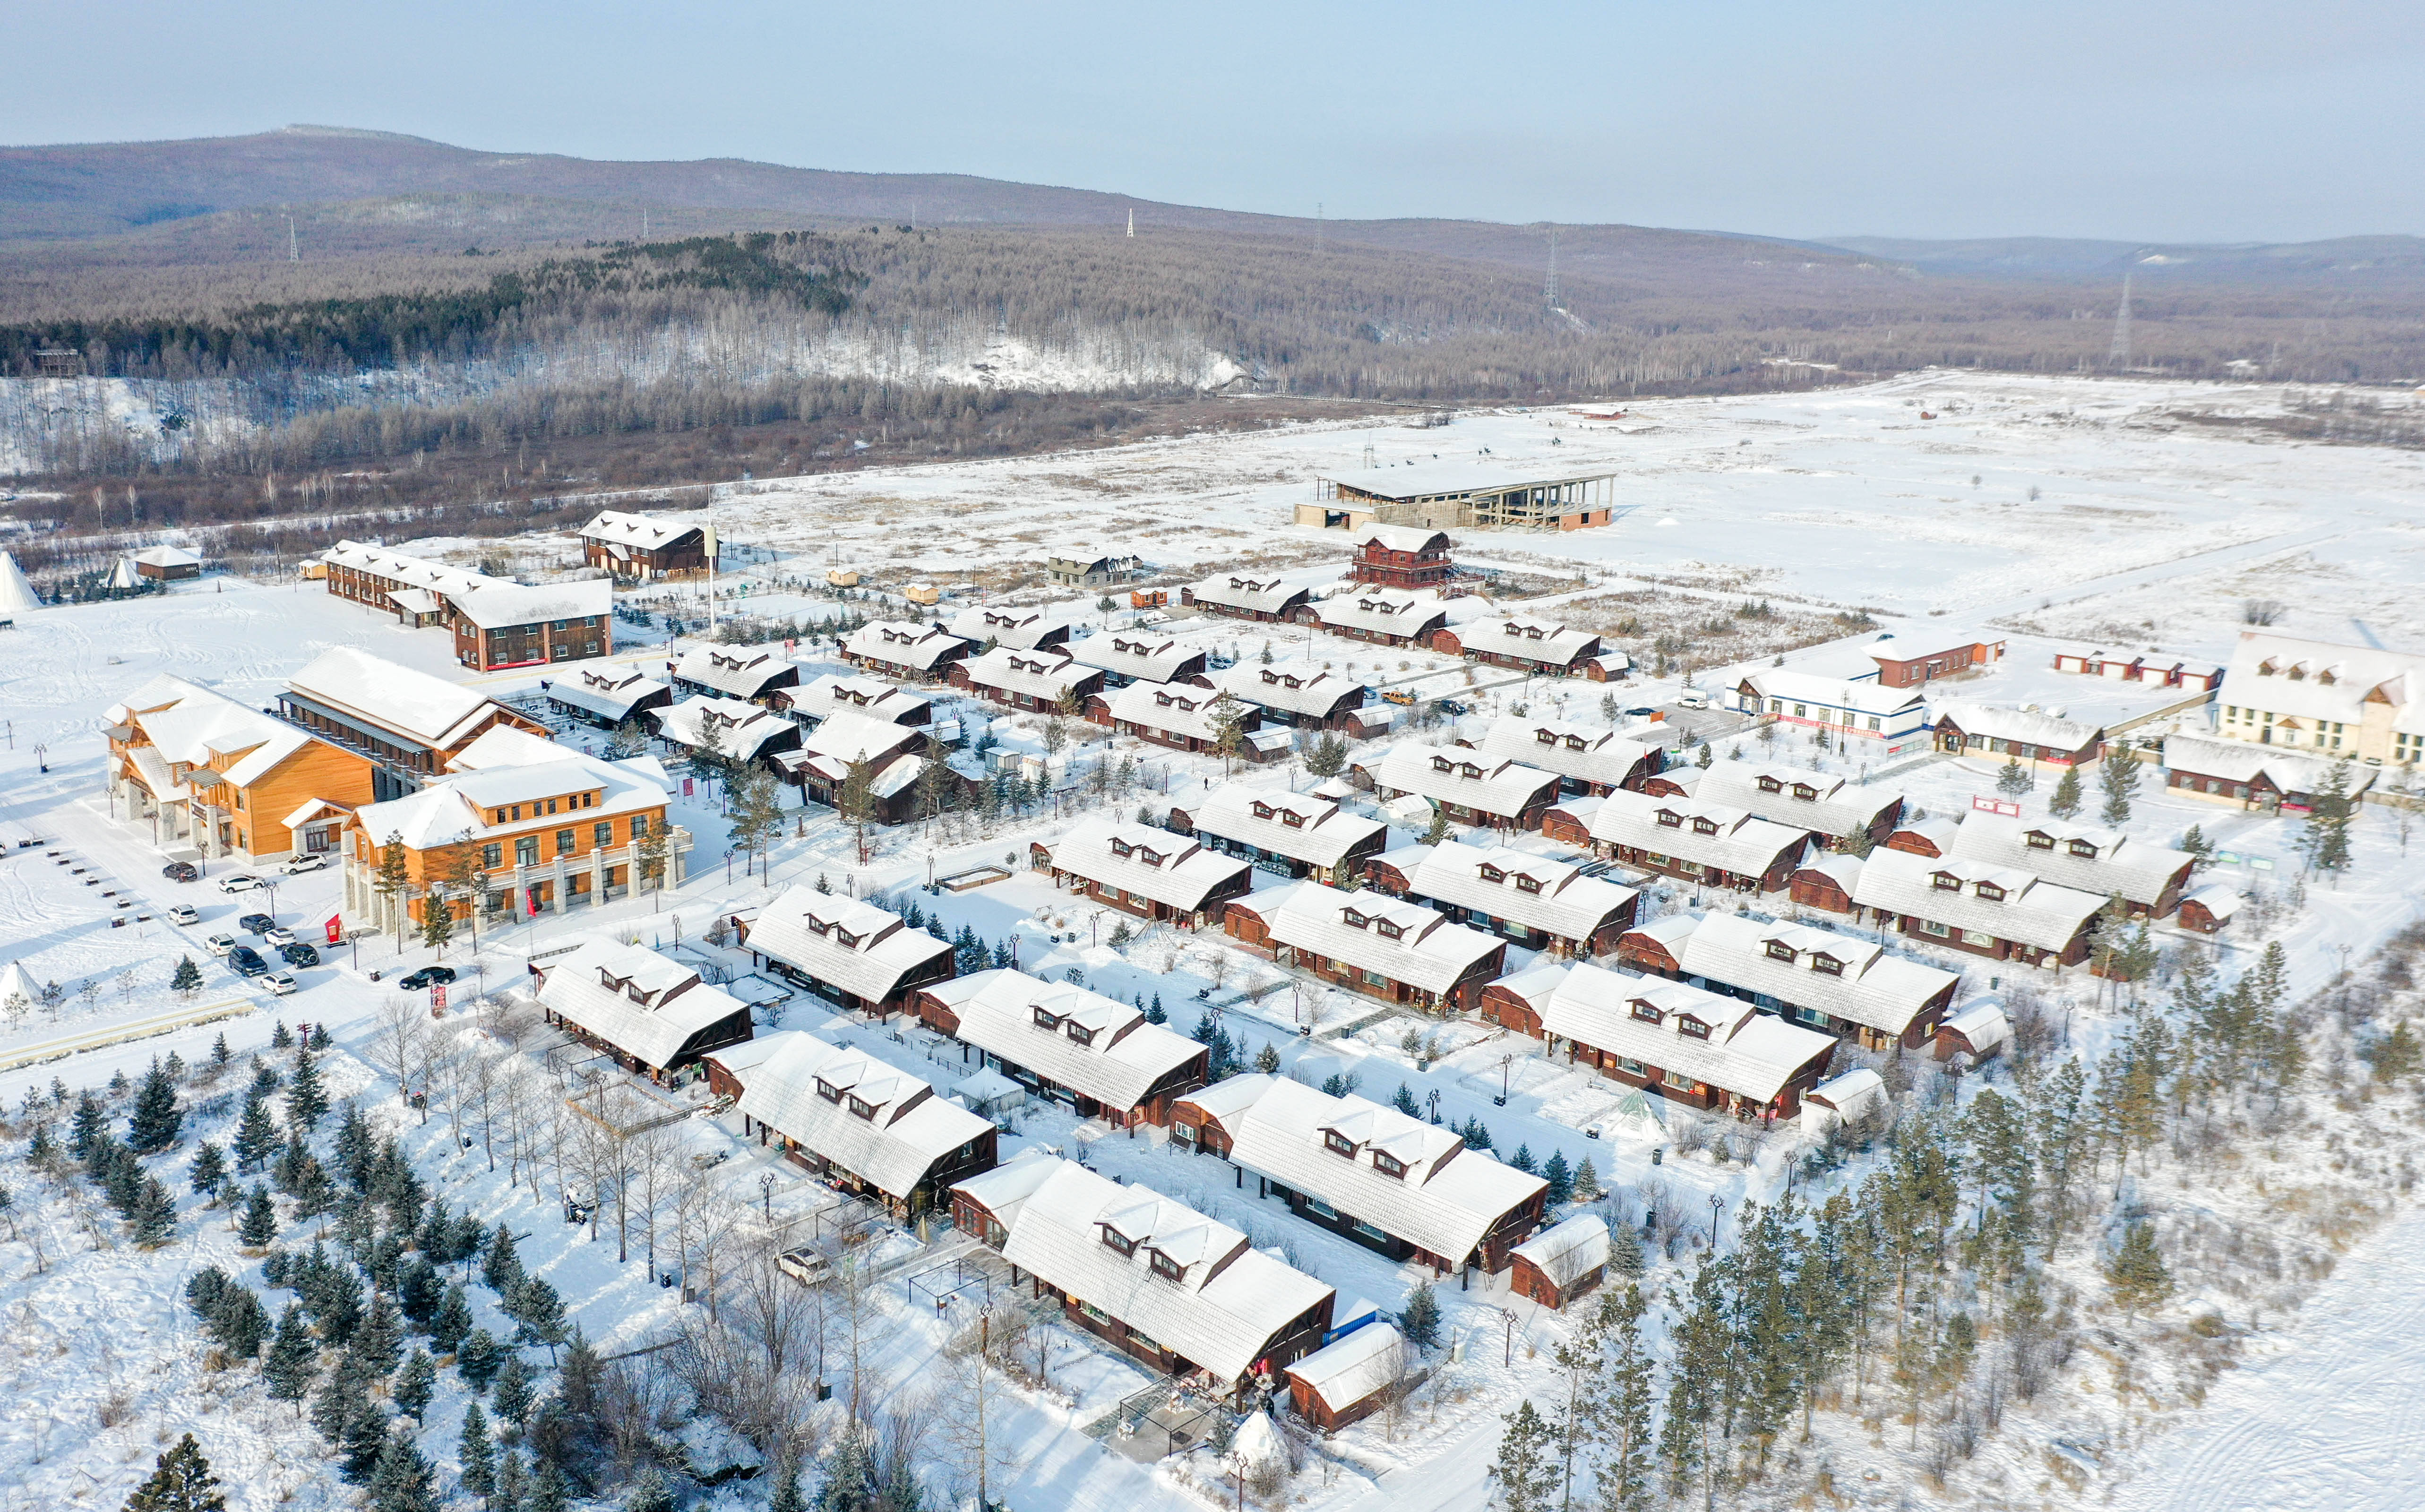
[1708,1194,1725,1248]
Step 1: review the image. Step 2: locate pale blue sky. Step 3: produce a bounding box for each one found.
[10,0,2420,242]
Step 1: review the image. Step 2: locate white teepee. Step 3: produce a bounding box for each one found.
[0,552,38,613]
[0,960,39,1014]
[109,557,142,590]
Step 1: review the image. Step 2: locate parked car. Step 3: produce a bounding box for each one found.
[1673,689,1710,710]
[279,853,330,875]
[215,873,265,893]
[1624,706,1657,719]
[1436,699,1470,716]
[775,1248,831,1288]
[398,965,458,991]
[161,860,199,883]
[205,933,236,957]
[228,945,270,977]
[239,912,275,935]
[165,903,200,925]
[280,943,321,968]
[263,926,297,948]
[264,971,299,995]
[1380,689,1417,706]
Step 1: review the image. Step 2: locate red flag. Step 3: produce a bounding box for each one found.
[324,915,343,945]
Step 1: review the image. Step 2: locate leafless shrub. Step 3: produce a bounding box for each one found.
[2242,599,2287,627]
[97,1392,133,1427]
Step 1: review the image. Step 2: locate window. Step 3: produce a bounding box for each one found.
[1148,1252,1186,1283]
[846,1095,877,1120]
[482,843,502,869]
[1932,872,1961,891]
[556,828,576,856]
[1630,1002,1663,1024]
[1306,1197,1338,1220]
[515,836,539,868]
[2067,839,2099,858]
[1617,1057,1648,1076]
[1372,1150,1406,1179]
[1251,801,1273,820]
[1032,1007,1058,1030]
[2025,831,2055,850]
[1692,817,1719,836]
[1756,776,1782,793]
[1362,969,1388,987]
[816,1079,843,1104]
[1099,1228,1137,1257]
[546,798,559,816]
[1810,955,1843,976]
[1324,1129,1357,1157]
[1280,810,1304,828]
[1109,838,1133,858]
[1791,784,1817,801]
[1664,1070,1702,1091]
[632,814,650,839]
[1341,909,1367,929]
[595,821,613,847]
[1975,882,2005,902]
[1867,717,1881,732]
[1065,1022,1095,1047]
[1765,941,1797,962]
[1535,729,1557,745]
[1375,919,1403,940]
[1962,929,1995,947]
[1656,809,1682,829]
[1921,919,1951,936]
[1513,874,1542,893]
[1479,863,1505,883]
[1677,1016,1711,1040]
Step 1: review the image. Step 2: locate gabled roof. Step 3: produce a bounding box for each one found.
[548,665,670,722]
[947,603,1075,651]
[1737,670,1926,720]
[1543,963,1836,1105]
[1693,761,1901,840]
[116,676,323,792]
[722,1030,990,1199]
[1044,818,1251,912]
[1219,660,1369,717]
[445,576,613,631]
[743,885,953,1005]
[673,643,798,698]
[842,620,970,670]
[354,749,667,850]
[538,936,749,1070]
[1067,632,1204,684]
[950,1148,1061,1229]
[919,970,1206,1112]
[1849,848,2105,953]
[1476,715,1660,791]
[1190,782,1388,870]
[1950,812,2191,910]
[1285,1323,1411,1410]
[1379,839,1637,943]
[1371,743,1560,820]
[130,544,201,568]
[320,540,501,598]
[2228,630,2421,726]
[1649,912,1957,1038]
[2161,732,2375,799]
[1933,701,2106,751]
[975,1157,1333,1383]
[957,645,1096,705]
[1584,789,1810,878]
[1188,573,1311,616]
[1315,589,1451,639]
[653,696,796,759]
[797,709,927,766]
[1351,524,1453,554]
[790,672,931,725]
[1197,1075,1546,1265]
[1241,880,1502,996]
[1453,616,1599,668]
[287,647,507,750]
[577,509,707,550]
[1104,680,1241,745]
[1511,1214,1610,1289]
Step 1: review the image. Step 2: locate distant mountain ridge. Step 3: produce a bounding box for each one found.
[1818,233,2425,283]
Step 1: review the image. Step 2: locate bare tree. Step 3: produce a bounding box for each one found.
[628,1121,681,1277]
[937,1305,1024,1509]
[674,1169,747,1317]
[369,997,430,1108]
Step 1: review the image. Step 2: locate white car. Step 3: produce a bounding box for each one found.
[280,853,330,875]
[775,1248,831,1288]
[215,873,266,894]
[1673,689,1711,710]
[263,926,298,948]
[264,972,299,996]
[204,933,236,957]
[166,903,200,926]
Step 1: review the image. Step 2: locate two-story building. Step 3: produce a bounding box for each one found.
[1474,715,1663,797]
[1066,631,1210,690]
[1174,781,1390,885]
[1518,962,1839,1121]
[840,620,972,683]
[535,936,754,1081]
[913,969,1210,1127]
[1224,879,1505,1015]
[671,644,800,706]
[1616,911,1959,1052]
[715,1030,996,1219]
[1931,702,2106,768]
[1181,572,1314,623]
[1314,588,1451,650]
[947,604,1076,653]
[1030,819,1255,929]
[1689,762,1904,853]
[546,666,674,730]
[577,510,716,579]
[651,696,804,771]
[279,647,551,800]
[1431,616,1602,677]
[2216,631,2424,765]
[735,886,956,1018]
[1948,811,2193,919]
[952,646,1106,713]
[104,675,375,861]
[1362,744,1563,832]
[1841,847,2105,968]
[1565,789,1809,893]
[1364,840,1638,959]
[1347,525,1454,590]
[1734,670,1930,756]
[1217,661,1373,731]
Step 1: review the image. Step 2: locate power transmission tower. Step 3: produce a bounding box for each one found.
[1127,208,1134,238]
[287,216,298,262]
[1544,227,1559,308]
[2107,270,2133,368]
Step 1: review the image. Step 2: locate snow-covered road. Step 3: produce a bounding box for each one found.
[2114,1203,2425,1512]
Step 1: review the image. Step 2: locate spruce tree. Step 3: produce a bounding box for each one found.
[1509,1143,1537,1174]
[2105,1222,2173,1323]
[398,1256,442,1325]
[1493,1400,1558,1512]
[231,1091,278,1173]
[316,1264,366,1346]
[490,1353,534,1433]
[768,1465,807,1512]
[1392,1082,1420,1116]
[482,1223,524,1294]
[2300,758,2357,874]
[1543,1150,1573,1205]
[309,1022,332,1052]
[310,1364,362,1445]
[1587,1285,1657,1512]
[210,1284,270,1359]
[1995,756,2030,797]
[335,1105,377,1191]
[2098,750,2141,826]
[1608,1216,1645,1277]
[186,1141,227,1197]
[339,1400,389,1485]
[237,1184,278,1249]
[2047,764,2083,819]
[264,1303,319,1412]
[356,1291,405,1377]
[133,1175,179,1247]
[624,1469,674,1512]
[492,1450,525,1512]
[287,1049,328,1132]
[507,1277,567,1362]
[123,1433,226,1512]
[393,1349,437,1421]
[459,1401,497,1503]
[1571,1156,1600,1202]
[457,1328,504,1392]
[430,1283,473,1356]
[69,1090,110,1160]
[128,1058,183,1153]
[170,956,203,998]
[1399,1282,1440,1349]
[369,1422,439,1512]
[526,1461,569,1512]
[273,1021,295,1051]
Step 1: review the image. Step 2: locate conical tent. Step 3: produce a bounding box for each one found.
[109,557,141,590]
[0,553,37,613]
[0,961,39,1011]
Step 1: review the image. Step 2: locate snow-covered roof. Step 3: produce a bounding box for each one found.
[1188,782,1388,870]
[725,1030,992,1199]
[1542,963,1837,1105]
[842,620,969,671]
[1949,812,2191,911]
[741,885,953,1006]
[1888,816,1961,857]
[1378,839,1637,944]
[1219,660,1369,719]
[131,544,201,568]
[578,510,709,551]
[919,970,1206,1112]
[790,673,930,726]
[1350,524,1453,553]
[674,644,798,699]
[986,1157,1333,1384]
[548,665,670,723]
[797,709,927,767]
[1187,572,1309,617]
[2181,882,2243,921]
[1793,851,1865,893]
[2228,631,2421,728]
[1510,1214,1610,1290]
[0,551,39,612]
[1328,463,1611,501]
[948,603,1074,652]
[1041,818,1251,913]
[445,576,613,632]
[1849,848,2106,954]
[353,748,668,851]
[1738,670,1925,721]
[1643,912,1957,1038]
[1239,880,1502,997]
[949,1148,1061,1231]
[1369,743,1561,821]
[1584,789,1810,880]
[1285,1323,1411,1411]
[1067,632,1204,685]
[287,647,505,750]
[1199,1075,1547,1266]
[1941,1001,2013,1054]
[1314,589,1451,639]
[1805,1067,1886,1123]
[2161,732,2375,799]
[321,540,500,598]
[1476,716,1659,793]
[537,936,749,1070]
[1933,701,2106,751]
[1452,616,1599,668]
[115,675,322,793]
[653,696,795,759]
[957,645,1096,706]
[1103,680,1241,745]
[1692,762,1901,841]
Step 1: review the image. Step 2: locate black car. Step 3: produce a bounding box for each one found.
[161,860,199,883]
[239,912,275,935]
[398,965,458,991]
[280,943,321,968]
[229,945,270,977]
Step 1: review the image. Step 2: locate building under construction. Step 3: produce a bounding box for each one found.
[1298,463,1620,533]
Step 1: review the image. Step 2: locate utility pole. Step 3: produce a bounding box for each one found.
[2108,269,2133,369]
[287,216,299,262]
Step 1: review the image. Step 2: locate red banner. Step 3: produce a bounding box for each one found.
[324,915,343,944]
[431,983,448,1013]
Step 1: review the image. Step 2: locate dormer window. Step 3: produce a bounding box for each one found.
[1692,817,1720,836]
[1431,756,1454,773]
[1932,871,1962,891]
[1149,1250,1187,1282]
[2025,831,2055,850]
[1677,1016,1712,1040]
[1032,1007,1059,1030]
[1341,909,1368,929]
[1765,941,1797,962]
[2067,839,2099,859]
[1565,734,1588,750]
[1373,1150,1407,1179]
[1479,864,1506,884]
[1460,763,1484,779]
[845,1095,877,1121]
[1535,729,1557,745]
[2286,666,2305,681]
[1280,810,1305,828]
[834,929,858,949]
[1975,882,2006,902]
[1756,776,1782,794]
[1138,848,1164,867]
[1375,919,1403,940]
[1324,1130,1358,1157]
[1630,1001,1662,1024]
[1810,954,1844,976]
[1791,784,1818,801]
[1513,874,1543,893]
[1284,675,1304,688]
[1065,1022,1095,1047]
[1656,810,1683,828]
[1110,839,1134,858]
[1100,1227,1137,1257]
[816,1079,843,1104]
[2317,669,2337,685]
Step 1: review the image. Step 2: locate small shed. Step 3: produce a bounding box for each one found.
[954,1066,1026,1118]
[2176,884,2243,935]
[1507,1214,1610,1311]
[1284,1321,1412,1432]
[1935,1000,2013,1064]
[131,545,204,581]
[1801,1067,1886,1133]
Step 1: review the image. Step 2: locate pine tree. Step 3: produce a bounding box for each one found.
[369,1422,439,1512]
[231,1091,278,1173]
[264,1303,318,1411]
[458,1402,496,1503]
[2047,764,2083,819]
[185,1266,230,1324]
[69,1091,110,1160]
[315,1254,366,1346]
[1494,1400,1558,1512]
[1392,1082,1420,1116]
[457,1328,504,1392]
[238,1184,278,1249]
[356,1291,405,1377]
[492,1451,526,1512]
[1588,1285,1657,1512]
[394,1349,436,1421]
[1608,1217,1645,1278]
[335,1105,377,1191]
[123,1433,226,1512]
[768,1464,806,1512]
[128,1058,184,1153]
[624,1469,674,1512]
[526,1459,569,1512]
[490,1353,534,1433]
[339,1401,389,1486]
[1509,1143,1537,1174]
[1144,994,1166,1025]
[1543,1151,1573,1205]
[1995,756,2030,797]
[1399,1281,1441,1349]
[430,1283,473,1356]
[187,1141,227,1197]
[1571,1156,1600,1202]
[310,1363,364,1444]
[397,1256,442,1325]
[507,1277,566,1362]
[2098,750,2141,826]
[273,1021,295,1050]
[210,1284,271,1359]
[132,1175,179,1247]
[2300,758,2357,874]
[287,1049,328,1132]
[2105,1222,2173,1323]
[171,956,203,998]
[1660,1254,1731,1503]
[418,885,458,957]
